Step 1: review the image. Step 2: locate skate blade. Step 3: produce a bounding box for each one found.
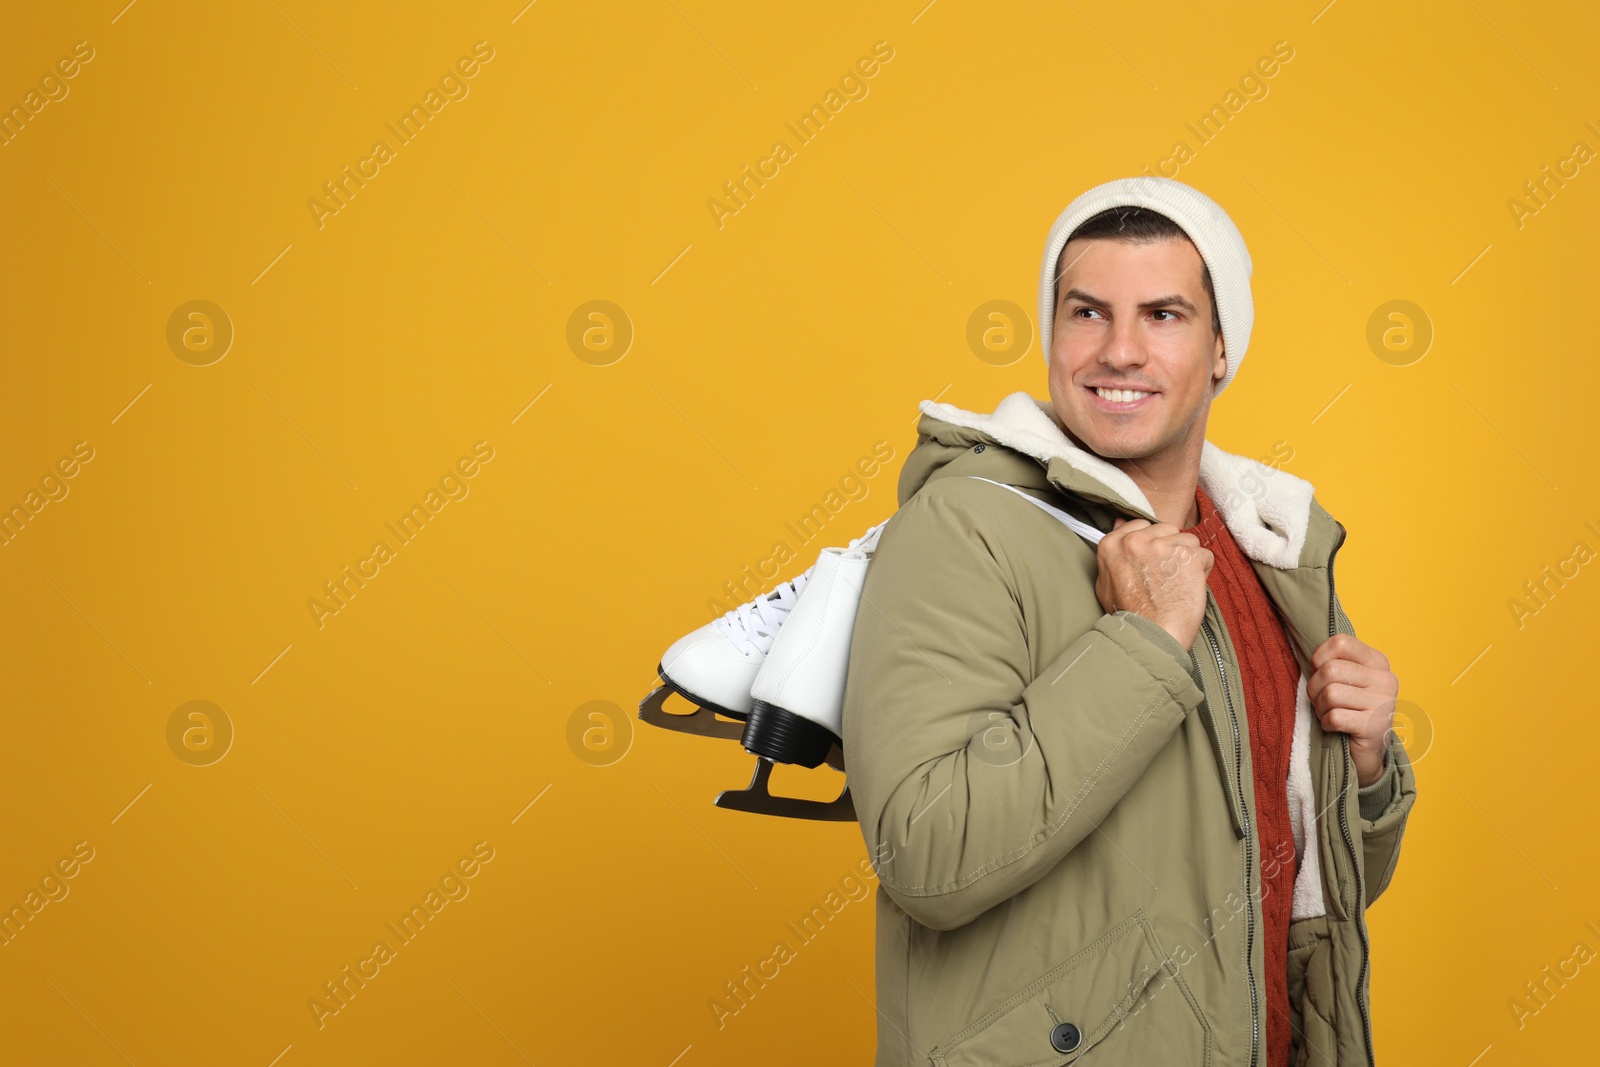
[638,684,746,741]
[714,758,856,822]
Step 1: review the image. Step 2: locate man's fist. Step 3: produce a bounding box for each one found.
[1095,516,1214,650]
[1307,633,1399,788]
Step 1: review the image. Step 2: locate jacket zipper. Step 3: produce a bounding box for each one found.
[1200,610,1258,1067]
[1327,520,1376,1067]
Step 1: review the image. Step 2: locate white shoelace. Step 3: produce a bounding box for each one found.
[710,520,888,656]
[712,575,809,656]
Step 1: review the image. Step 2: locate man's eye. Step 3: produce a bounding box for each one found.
[1073,307,1101,319]
[1151,309,1177,321]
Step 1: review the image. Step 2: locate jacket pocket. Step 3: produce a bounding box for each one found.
[1286,915,1337,1067]
[928,909,1211,1067]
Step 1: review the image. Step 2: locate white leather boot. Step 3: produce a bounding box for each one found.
[639,521,885,741]
[739,544,873,769]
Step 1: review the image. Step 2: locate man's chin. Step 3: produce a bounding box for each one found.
[1078,435,1151,461]
[1053,405,1151,460]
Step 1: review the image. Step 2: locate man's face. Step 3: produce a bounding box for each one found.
[1047,236,1226,465]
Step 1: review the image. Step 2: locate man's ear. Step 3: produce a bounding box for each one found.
[1212,332,1227,387]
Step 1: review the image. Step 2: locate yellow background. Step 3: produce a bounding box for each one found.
[2,0,1597,1063]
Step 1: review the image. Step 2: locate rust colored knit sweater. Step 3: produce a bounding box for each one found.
[1183,483,1301,1067]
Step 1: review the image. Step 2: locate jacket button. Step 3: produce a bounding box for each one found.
[973,444,985,452]
[1049,1021,1081,1053]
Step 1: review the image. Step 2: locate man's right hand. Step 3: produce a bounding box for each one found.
[1094,516,1213,650]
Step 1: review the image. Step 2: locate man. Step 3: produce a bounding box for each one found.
[841,175,1416,1066]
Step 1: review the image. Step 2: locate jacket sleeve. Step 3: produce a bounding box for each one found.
[1356,729,1417,907]
[841,489,1207,932]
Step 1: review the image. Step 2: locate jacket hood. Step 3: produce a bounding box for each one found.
[903,390,1317,571]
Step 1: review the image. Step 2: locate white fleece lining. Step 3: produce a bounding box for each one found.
[1287,673,1324,921]
[923,391,1327,920]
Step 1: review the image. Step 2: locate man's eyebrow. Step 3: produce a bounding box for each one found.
[1059,288,1199,315]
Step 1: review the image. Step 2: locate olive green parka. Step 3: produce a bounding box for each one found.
[841,391,1417,1066]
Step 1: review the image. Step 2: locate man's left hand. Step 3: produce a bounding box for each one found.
[1307,633,1399,788]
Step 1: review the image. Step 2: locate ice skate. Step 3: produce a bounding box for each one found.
[715,544,873,822]
[637,520,886,744]
[714,755,855,822]
[637,579,805,740]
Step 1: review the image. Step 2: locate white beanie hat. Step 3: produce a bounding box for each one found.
[1037,176,1253,397]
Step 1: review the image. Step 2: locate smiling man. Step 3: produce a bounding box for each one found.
[842,176,1417,1066]
[1049,208,1225,530]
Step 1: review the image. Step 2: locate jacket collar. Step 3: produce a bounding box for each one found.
[917,391,1317,571]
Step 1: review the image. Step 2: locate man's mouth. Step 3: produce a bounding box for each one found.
[1085,385,1158,411]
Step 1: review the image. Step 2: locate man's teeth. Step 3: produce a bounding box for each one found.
[1094,387,1151,403]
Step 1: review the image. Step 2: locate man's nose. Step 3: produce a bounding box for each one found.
[1099,316,1146,369]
